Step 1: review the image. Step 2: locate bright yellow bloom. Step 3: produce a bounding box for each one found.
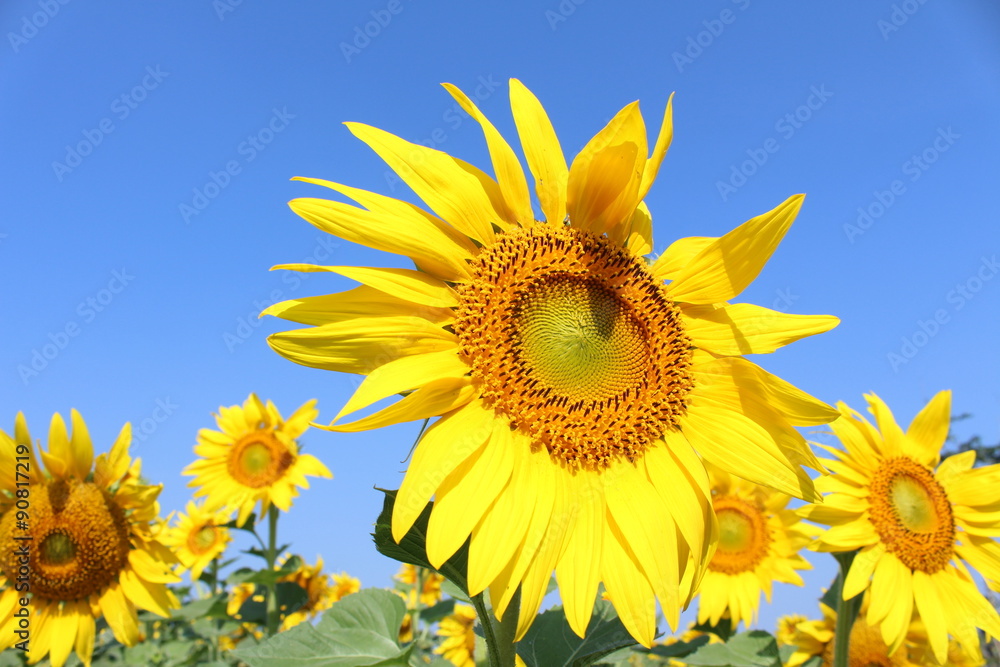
[395,563,445,606]
[696,465,816,629]
[227,581,260,620]
[160,501,233,581]
[434,603,477,667]
[0,412,180,667]
[183,393,331,526]
[801,391,1000,664]
[279,557,356,630]
[266,79,839,645]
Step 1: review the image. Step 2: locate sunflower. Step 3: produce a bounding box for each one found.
[0,411,180,667]
[395,562,445,607]
[183,394,332,526]
[434,603,477,667]
[696,464,816,629]
[278,557,355,630]
[265,79,839,645]
[801,391,1000,664]
[160,501,233,581]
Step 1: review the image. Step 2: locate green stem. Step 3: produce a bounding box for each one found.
[211,558,221,660]
[832,551,862,667]
[264,506,280,637]
[472,588,520,667]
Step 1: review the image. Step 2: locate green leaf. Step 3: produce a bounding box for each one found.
[372,488,470,595]
[691,617,734,642]
[516,600,639,667]
[680,630,782,667]
[417,598,456,625]
[169,593,229,621]
[232,588,413,667]
[644,633,711,658]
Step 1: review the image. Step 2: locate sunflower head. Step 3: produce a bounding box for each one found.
[433,603,477,667]
[183,394,332,526]
[278,556,352,630]
[802,390,1000,664]
[0,411,179,667]
[160,500,233,581]
[265,79,840,646]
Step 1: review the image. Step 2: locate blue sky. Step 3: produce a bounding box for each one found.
[2,0,998,636]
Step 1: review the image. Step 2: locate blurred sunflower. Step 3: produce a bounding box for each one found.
[395,562,445,606]
[434,603,477,667]
[183,394,331,526]
[696,465,816,629]
[279,557,356,630]
[0,411,179,667]
[801,391,1000,663]
[160,500,233,581]
[266,79,839,644]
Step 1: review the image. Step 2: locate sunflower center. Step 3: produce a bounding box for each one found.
[868,457,954,573]
[189,525,218,554]
[0,479,131,601]
[227,432,294,488]
[708,496,772,575]
[454,225,693,471]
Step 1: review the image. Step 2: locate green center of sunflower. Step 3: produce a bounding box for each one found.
[708,496,772,575]
[890,475,938,533]
[241,443,273,474]
[454,225,693,471]
[0,479,131,601]
[41,532,76,565]
[228,432,295,488]
[193,526,218,551]
[516,276,646,402]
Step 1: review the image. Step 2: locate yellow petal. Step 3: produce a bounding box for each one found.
[555,473,605,638]
[262,286,453,327]
[74,601,96,667]
[392,400,495,541]
[869,554,912,655]
[321,376,475,433]
[270,264,458,308]
[936,450,976,484]
[346,122,507,244]
[864,393,906,458]
[335,349,469,423]
[509,78,567,225]
[625,201,654,257]
[912,571,948,664]
[42,412,70,478]
[637,93,674,203]
[667,195,804,304]
[442,82,533,225]
[48,602,79,667]
[842,542,885,600]
[69,409,94,479]
[98,582,139,646]
[906,390,951,467]
[287,194,473,282]
[944,463,1000,508]
[650,236,715,282]
[426,423,514,568]
[814,519,879,551]
[601,515,657,647]
[267,316,456,375]
[682,302,840,356]
[566,101,647,237]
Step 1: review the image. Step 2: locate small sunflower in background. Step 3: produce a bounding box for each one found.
[279,556,358,630]
[183,393,331,526]
[395,562,445,607]
[801,391,1000,664]
[696,464,816,630]
[434,603,477,667]
[266,78,839,645]
[0,411,179,667]
[160,500,233,581]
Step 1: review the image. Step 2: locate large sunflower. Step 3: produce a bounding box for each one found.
[696,464,816,629]
[265,79,839,645]
[801,391,1000,664]
[160,500,233,581]
[183,394,332,526]
[0,411,180,667]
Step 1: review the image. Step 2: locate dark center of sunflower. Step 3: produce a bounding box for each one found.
[453,225,693,470]
[708,496,772,575]
[227,432,294,488]
[868,456,954,573]
[0,479,131,601]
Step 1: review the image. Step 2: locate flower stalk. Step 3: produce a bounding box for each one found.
[472,589,520,667]
[832,551,862,667]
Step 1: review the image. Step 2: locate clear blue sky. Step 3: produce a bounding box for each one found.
[2,0,998,636]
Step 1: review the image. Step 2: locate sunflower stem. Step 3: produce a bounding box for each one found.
[832,551,862,667]
[211,557,221,661]
[264,506,280,637]
[472,588,519,667]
